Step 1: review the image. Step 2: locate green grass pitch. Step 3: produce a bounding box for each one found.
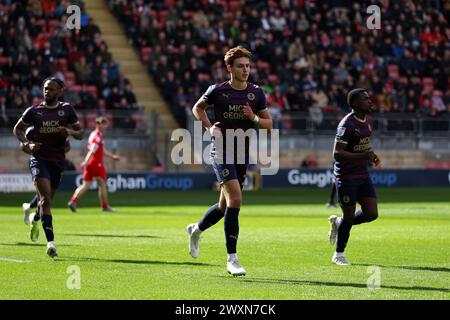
[0,188,448,300]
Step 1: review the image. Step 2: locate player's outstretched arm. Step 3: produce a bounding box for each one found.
[104,149,120,161]
[80,146,96,168]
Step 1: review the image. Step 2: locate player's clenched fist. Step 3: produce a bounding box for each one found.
[243,103,255,121]
[209,122,222,138]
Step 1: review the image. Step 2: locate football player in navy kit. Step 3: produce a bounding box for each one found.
[327,88,380,265]
[186,46,273,276]
[13,77,84,258]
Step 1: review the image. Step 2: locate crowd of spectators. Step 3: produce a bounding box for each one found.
[110,0,449,129]
[0,0,142,132]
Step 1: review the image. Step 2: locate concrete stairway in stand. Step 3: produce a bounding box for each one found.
[84,0,178,167]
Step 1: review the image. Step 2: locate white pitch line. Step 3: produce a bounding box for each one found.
[0,257,32,263]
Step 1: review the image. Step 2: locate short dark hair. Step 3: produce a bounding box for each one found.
[347,88,367,109]
[42,77,65,89]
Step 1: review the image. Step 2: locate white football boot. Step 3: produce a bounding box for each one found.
[47,241,58,258]
[332,252,351,266]
[227,254,246,276]
[23,203,31,225]
[186,223,201,258]
[29,215,40,242]
[328,215,341,245]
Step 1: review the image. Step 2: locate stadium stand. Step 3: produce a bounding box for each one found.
[0,0,144,133]
[109,0,449,131]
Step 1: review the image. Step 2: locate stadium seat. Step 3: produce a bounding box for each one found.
[387,64,399,80]
[54,58,68,72]
[141,47,152,64]
[104,113,114,128]
[64,72,76,87]
[151,166,165,173]
[86,112,98,129]
[37,19,47,32]
[281,114,293,129]
[86,85,98,97]
[228,1,241,11]
[71,85,82,92]
[422,77,434,94]
[268,74,278,84]
[48,19,60,32]
[132,112,146,130]
[98,99,106,112]
[76,112,85,128]
[0,56,10,66]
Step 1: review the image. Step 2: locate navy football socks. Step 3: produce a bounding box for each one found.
[41,214,54,242]
[29,195,39,209]
[336,218,352,253]
[224,207,240,254]
[198,203,224,231]
[33,206,40,222]
[353,210,366,225]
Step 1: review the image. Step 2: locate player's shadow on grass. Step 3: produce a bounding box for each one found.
[222,277,450,293]
[0,242,78,247]
[58,256,214,267]
[352,263,450,273]
[63,233,162,239]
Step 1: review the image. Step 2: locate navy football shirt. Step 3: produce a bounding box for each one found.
[20,101,79,163]
[333,112,374,179]
[202,81,267,163]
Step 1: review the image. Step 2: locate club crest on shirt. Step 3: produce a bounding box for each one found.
[343,195,350,203]
[247,93,255,101]
[31,167,40,176]
[222,169,230,177]
[58,110,65,117]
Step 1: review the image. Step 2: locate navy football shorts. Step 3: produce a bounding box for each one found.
[211,156,247,189]
[335,176,376,207]
[29,158,64,189]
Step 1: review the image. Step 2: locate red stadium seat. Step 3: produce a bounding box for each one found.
[37,19,47,32]
[228,1,241,11]
[281,114,293,129]
[71,85,82,92]
[76,112,85,128]
[104,113,114,128]
[268,74,278,84]
[54,58,68,72]
[48,19,60,31]
[197,48,207,56]
[158,10,168,18]
[86,85,98,97]
[86,112,97,129]
[152,166,165,173]
[141,47,152,63]
[422,77,434,94]
[132,112,146,129]
[98,99,106,112]
[64,71,76,87]
[0,56,10,66]
[387,64,399,80]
